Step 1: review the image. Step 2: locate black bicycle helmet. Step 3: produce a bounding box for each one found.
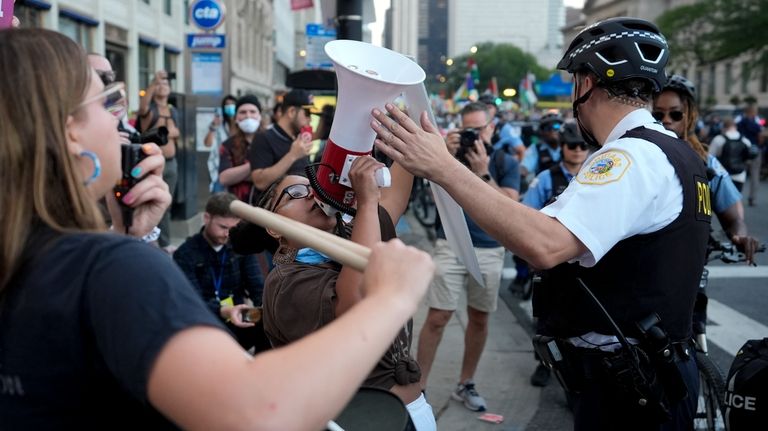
[664,74,696,101]
[560,122,584,145]
[557,17,669,92]
[539,112,564,130]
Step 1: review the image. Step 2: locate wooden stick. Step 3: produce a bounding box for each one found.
[230,200,370,272]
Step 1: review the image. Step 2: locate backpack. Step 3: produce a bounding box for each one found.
[723,338,768,430]
[718,134,750,174]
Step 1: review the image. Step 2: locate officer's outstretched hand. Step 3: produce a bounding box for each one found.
[372,104,459,182]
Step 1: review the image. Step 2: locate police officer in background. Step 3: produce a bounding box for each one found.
[371,17,710,430]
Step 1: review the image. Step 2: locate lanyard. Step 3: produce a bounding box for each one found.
[210,249,228,300]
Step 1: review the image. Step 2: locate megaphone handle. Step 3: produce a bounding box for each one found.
[375,167,391,188]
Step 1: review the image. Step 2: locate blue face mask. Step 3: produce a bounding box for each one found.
[223,104,236,117]
[294,248,332,265]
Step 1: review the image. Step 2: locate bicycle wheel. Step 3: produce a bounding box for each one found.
[694,353,726,431]
[412,180,436,227]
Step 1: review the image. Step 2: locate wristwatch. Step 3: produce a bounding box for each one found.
[480,174,492,182]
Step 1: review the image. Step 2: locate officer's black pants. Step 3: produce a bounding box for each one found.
[571,351,699,431]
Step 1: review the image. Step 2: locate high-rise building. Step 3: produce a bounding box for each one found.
[447,0,565,68]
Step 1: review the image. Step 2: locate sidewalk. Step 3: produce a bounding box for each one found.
[397,213,559,430]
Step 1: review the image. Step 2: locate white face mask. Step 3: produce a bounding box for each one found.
[238,117,261,134]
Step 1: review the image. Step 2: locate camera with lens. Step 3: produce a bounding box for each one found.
[455,128,479,165]
[119,123,169,147]
[113,144,149,231]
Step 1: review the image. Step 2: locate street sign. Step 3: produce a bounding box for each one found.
[189,0,225,32]
[305,23,336,70]
[187,34,226,49]
[191,52,223,95]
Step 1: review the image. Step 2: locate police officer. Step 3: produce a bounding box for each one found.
[521,113,564,177]
[371,16,710,430]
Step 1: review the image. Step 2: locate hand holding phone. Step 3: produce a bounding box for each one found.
[241,307,262,323]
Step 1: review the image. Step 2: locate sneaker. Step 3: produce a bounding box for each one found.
[530,364,551,387]
[451,380,487,412]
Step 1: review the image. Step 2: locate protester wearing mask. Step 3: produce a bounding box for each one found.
[249,89,314,194]
[218,94,262,203]
[205,95,237,192]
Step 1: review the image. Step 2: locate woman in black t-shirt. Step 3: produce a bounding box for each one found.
[0,29,434,430]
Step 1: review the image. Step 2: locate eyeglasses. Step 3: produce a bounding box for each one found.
[652,110,685,122]
[271,183,313,212]
[96,70,117,86]
[77,82,127,119]
[565,142,588,151]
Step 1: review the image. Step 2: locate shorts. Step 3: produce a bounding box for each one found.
[406,393,436,431]
[427,239,505,313]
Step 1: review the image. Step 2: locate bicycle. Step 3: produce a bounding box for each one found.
[409,177,437,228]
[692,237,765,431]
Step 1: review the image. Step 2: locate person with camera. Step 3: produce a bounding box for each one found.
[0,28,437,430]
[173,192,271,353]
[416,102,520,413]
[137,70,180,250]
[249,89,315,194]
[373,17,712,430]
[217,94,263,203]
[205,94,237,193]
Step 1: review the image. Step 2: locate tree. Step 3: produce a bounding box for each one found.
[658,0,768,75]
[437,42,551,99]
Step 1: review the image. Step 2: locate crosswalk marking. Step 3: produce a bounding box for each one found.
[698,299,768,356]
[705,265,768,279]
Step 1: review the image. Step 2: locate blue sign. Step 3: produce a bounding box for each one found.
[190,0,225,31]
[535,73,573,97]
[305,23,336,70]
[187,34,226,49]
[306,23,336,37]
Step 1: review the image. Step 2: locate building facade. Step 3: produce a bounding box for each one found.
[447,0,565,69]
[14,0,190,112]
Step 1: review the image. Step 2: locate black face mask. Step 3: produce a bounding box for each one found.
[572,77,600,149]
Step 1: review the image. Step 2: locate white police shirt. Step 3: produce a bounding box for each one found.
[541,109,683,268]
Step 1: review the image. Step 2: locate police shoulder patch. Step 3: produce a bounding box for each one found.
[576,150,632,185]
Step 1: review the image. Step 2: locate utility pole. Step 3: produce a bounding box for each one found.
[336,0,362,41]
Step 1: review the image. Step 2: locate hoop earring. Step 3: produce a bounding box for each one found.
[79,150,101,186]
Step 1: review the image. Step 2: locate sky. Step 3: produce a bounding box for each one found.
[370,0,587,46]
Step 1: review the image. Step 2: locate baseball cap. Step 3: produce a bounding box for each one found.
[282,89,314,109]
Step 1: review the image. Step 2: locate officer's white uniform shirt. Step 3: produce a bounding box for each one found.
[541,109,683,267]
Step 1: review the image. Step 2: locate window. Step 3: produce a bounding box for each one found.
[708,64,716,99]
[139,43,156,90]
[725,63,733,95]
[761,62,768,93]
[14,4,45,28]
[184,0,190,24]
[141,0,150,4]
[164,0,172,15]
[741,63,750,94]
[59,15,93,51]
[164,50,178,90]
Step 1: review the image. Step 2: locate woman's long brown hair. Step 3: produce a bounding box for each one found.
[0,29,106,292]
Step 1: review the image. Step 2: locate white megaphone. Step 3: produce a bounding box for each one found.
[307,40,426,216]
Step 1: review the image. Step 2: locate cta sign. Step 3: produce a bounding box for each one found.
[189,0,225,31]
[187,34,226,49]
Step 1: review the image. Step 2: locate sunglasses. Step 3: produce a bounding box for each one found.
[77,82,127,119]
[271,183,312,212]
[652,110,685,122]
[541,122,562,132]
[565,142,588,151]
